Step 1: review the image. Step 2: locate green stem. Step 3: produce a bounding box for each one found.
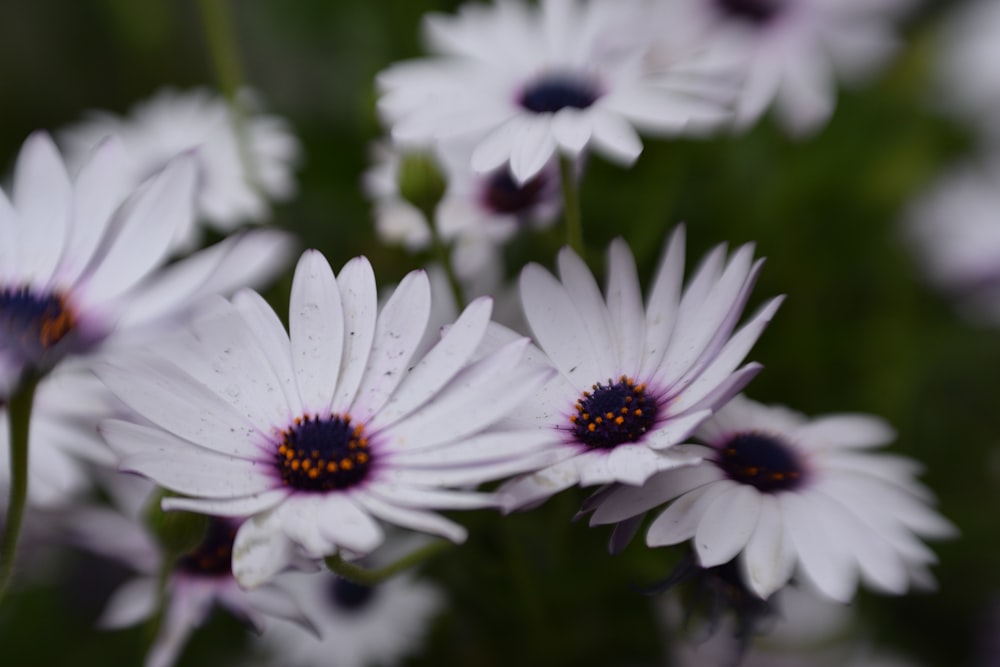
[0,373,41,606]
[144,555,174,648]
[432,234,467,311]
[559,154,584,255]
[324,540,452,586]
[196,0,259,192]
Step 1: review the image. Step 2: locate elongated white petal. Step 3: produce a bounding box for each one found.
[289,251,343,415]
[356,491,468,543]
[694,484,761,568]
[605,238,646,375]
[233,511,295,589]
[646,480,734,547]
[740,496,795,599]
[330,257,378,413]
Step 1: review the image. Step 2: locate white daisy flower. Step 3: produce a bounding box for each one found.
[902,157,1000,325]
[497,228,783,511]
[97,250,554,589]
[585,395,956,602]
[362,143,435,253]
[253,570,444,667]
[934,0,1000,142]
[61,87,301,249]
[377,0,733,183]
[63,476,313,667]
[670,0,914,135]
[0,131,293,396]
[1,363,119,508]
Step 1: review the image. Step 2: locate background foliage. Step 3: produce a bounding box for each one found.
[0,1,993,665]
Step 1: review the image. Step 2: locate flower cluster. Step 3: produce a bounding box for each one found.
[0,0,966,665]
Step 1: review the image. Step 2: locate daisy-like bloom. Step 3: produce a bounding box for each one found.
[585,395,956,602]
[902,158,1000,325]
[0,363,120,508]
[61,87,301,249]
[254,569,444,667]
[98,250,554,588]
[934,0,1000,141]
[377,0,733,183]
[497,228,783,511]
[668,0,914,135]
[0,131,293,396]
[62,476,313,667]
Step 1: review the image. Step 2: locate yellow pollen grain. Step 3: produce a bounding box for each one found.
[291,460,300,471]
[588,423,596,432]
[341,459,353,470]
[633,409,642,416]
[308,469,319,479]
[615,416,624,425]
[327,462,338,472]
[302,460,311,470]
[357,452,369,464]
[605,412,614,419]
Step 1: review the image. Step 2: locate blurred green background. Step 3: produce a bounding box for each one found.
[0,0,995,665]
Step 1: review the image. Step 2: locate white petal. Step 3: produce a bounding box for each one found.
[233,288,303,416]
[641,226,686,377]
[80,154,196,305]
[645,480,733,547]
[162,489,288,518]
[61,137,132,285]
[498,454,581,512]
[96,355,263,458]
[694,484,761,568]
[521,262,602,382]
[12,131,71,286]
[589,458,718,525]
[794,415,896,449]
[330,257,379,413]
[643,409,713,450]
[350,270,431,422]
[605,444,696,486]
[510,116,556,183]
[551,109,593,153]
[289,251,343,415]
[471,117,525,173]
[372,296,491,429]
[233,511,295,589]
[557,246,615,361]
[98,577,157,629]
[588,108,642,165]
[355,490,468,543]
[740,495,795,598]
[781,492,858,602]
[101,419,274,499]
[605,238,645,375]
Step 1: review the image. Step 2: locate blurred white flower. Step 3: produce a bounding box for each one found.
[585,395,955,602]
[64,475,313,667]
[378,0,733,183]
[664,0,914,135]
[61,87,301,249]
[0,131,293,397]
[934,0,1000,142]
[254,569,444,667]
[902,157,1000,325]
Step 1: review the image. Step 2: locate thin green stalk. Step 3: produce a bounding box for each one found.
[0,372,41,606]
[196,0,259,190]
[144,556,174,648]
[559,155,584,255]
[432,234,467,310]
[324,539,452,586]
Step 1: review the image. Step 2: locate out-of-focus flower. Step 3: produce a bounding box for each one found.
[496,228,783,512]
[61,87,301,249]
[665,583,922,667]
[97,250,554,589]
[254,569,444,667]
[666,0,914,135]
[902,158,1000,325]
[934,0,1000,142]
[0,363,119,508]
[63,476,312,667]
[377,0,733,183]
[0,131,293,397]
[585,395,955,602]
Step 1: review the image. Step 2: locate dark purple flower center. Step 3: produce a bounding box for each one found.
[176,519,238,577]
[0,286,76,355]
[276,414,373,492]
[481,168,549,216]
[329,576,377,611]
[519,74,599,114]
[570,376,659,449]
[715,0,785,25]
[713,431,806,493]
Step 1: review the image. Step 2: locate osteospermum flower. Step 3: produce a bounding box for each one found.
[61,87,301,249]
[0,131,292,397]
[254,570,444,667]
[497,228,783,511]
[669,0,914,135]
[98,250,554,588]
[585,395,956,602]
[902,158,1000,324]
[378,0,733,183]
[63,477,312,667]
